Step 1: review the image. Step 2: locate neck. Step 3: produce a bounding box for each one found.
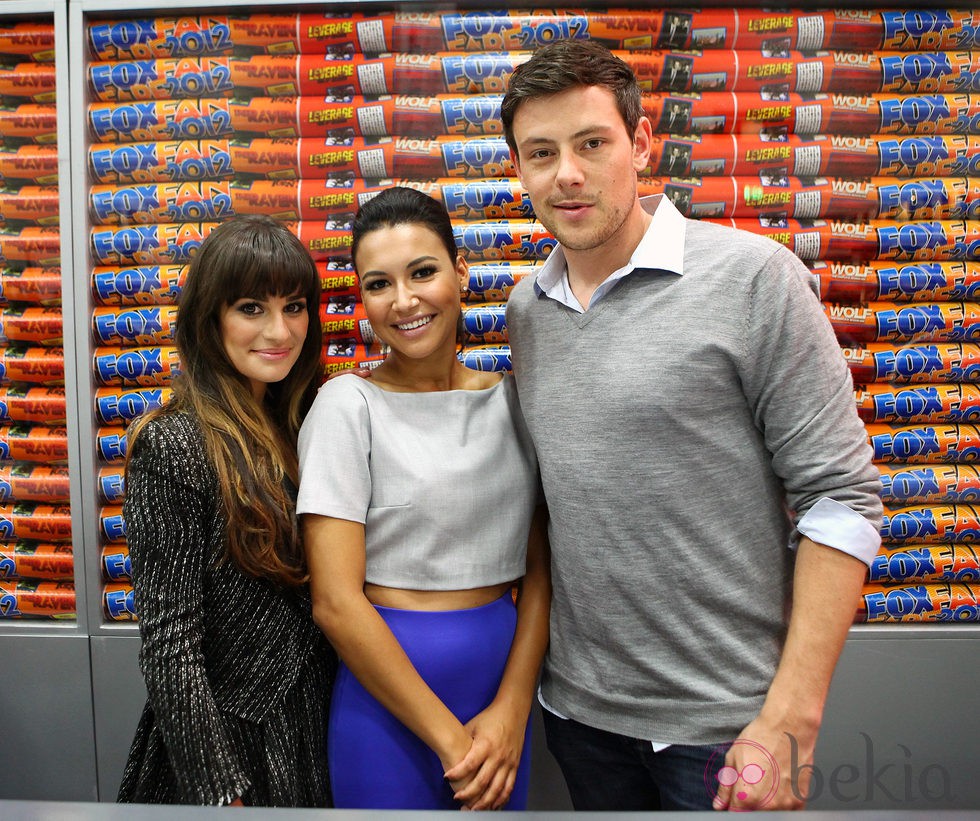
[374,350,467,392]
[565,200,653,292]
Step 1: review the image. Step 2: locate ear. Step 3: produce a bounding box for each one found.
[510,147,525,186]
[455,254,469,291]
[632,115,653,173]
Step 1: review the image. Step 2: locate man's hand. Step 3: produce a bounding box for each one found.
[711,715,813,811]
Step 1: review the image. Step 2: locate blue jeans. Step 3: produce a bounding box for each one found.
[543,710,727,811]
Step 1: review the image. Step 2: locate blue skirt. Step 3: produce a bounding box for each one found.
[328,591,532,810]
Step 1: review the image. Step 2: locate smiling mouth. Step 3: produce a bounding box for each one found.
[396,316,432,331]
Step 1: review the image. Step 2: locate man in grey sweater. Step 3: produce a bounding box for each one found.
[501,41,883,812]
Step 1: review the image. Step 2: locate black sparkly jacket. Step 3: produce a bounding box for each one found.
[117,411,335,806]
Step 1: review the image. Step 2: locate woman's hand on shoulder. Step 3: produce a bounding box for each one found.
[325,366,373,382]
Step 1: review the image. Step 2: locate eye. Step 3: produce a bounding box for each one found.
[362,278,388,292]
[583,138,603,150]
[528,148,553,161]
[236,301,262,316]
[411,265,437,280]
[284,299,307,314]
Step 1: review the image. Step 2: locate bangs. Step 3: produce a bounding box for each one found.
[220,229,316,302]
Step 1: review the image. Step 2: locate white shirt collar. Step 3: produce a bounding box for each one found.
[533,194,687,310]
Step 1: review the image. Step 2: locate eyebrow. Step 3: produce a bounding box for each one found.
[518,124,614,150]
[361,254,440,276]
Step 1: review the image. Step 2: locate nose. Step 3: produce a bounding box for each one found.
[263,309,291,342]
[392,281,420,312]
[554,150,585,188]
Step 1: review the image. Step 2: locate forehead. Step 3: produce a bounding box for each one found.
[511,85,624,143]
[355,222,450,270]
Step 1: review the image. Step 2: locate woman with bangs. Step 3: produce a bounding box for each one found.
[117,215,336,807]
[298,187,550,811]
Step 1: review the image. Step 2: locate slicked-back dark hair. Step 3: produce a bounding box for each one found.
[351,186,458,269]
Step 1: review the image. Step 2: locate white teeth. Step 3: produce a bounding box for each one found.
[397,316,431,331]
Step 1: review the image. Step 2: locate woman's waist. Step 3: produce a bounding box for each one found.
[364,581,514,612]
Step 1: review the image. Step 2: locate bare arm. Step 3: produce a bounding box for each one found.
[713,536,866,811]
[446,504,552,809]
[302,513,474,782]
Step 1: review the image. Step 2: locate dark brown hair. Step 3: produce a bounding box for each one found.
[501,40,643,156]
[128,215,323,586]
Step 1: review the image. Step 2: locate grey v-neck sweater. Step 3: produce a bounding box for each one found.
[506,218,882,743]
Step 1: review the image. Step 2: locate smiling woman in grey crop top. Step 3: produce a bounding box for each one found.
[298,373,537,590]
[297,187,550,813]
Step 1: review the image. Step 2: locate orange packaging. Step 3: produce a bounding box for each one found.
[0,542,74,581]
[90,223,213,266]
[868,543,980,583]
[867,423,980,463]
[0,227,61,267]
[93,346,181,387]
[86,137,518,184]
[320,303,375,345]
[643,92,980,137]
[0,305,63,345]
[97,465,126,503]
[83,11,980,58]
[882,504,980,544]
[88,178,533,224]
[0,185,60,226]
[459,344,511,372]
[842,343,980,384]
[707,218,980,263]
[0,580,75,618]
[94,386,172,425]
[101,544,130,582]
[0,144,58,184]
[854,384,980,424]
[879,466,980,506]
[324,342,386,375]
[0,463,70,503]
[646,134,980,178]
[0,62,56,102]
[319,267,358,299]
[466,262,538,302]
[857,582,979,622]
[453,222,557,262]
[810,261,980,303]
[619,50,980,95]
[462,302,508,344]
[91,264,185,306]
[294,222,350,263]
[0,346,65,385]
[0,502,72,541]
[85,53,530,101]
[87,51,980,100]
[0,21,55,61]
[0,103,58,143]
[103,582,136,621]
[0,386,65,423]
[95,426,128,464]
[87,95,506,142]
[660,177,980,221]
[100,504,126,543]
[823,302,980,345]
[0,424,68,463]
[0,266,62,305]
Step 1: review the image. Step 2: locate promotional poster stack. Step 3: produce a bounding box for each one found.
[0,18,75,621]
[3,7,980,625]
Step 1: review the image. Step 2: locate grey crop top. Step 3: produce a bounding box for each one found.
[296,373,540,590]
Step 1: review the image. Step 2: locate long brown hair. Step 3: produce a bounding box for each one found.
[128,215,323,586]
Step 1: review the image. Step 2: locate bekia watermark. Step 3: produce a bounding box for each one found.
[704,733,953,808]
